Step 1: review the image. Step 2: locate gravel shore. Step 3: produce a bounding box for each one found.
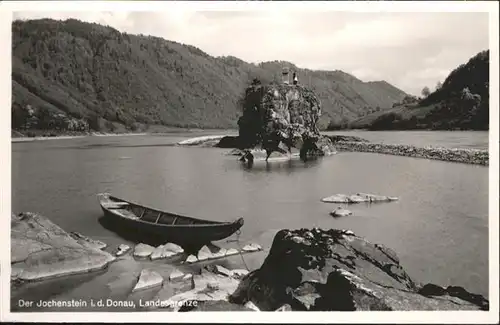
[335,141,489,166]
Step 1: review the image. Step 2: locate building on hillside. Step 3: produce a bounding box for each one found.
[282,67,290,85]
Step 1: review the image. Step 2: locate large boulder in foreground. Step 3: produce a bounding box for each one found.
[236,80,334,160]
[11,212,115,282]
[229,228,488,311]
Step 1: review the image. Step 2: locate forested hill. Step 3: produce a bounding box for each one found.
[350,50,490,131]
[11,18,407,133]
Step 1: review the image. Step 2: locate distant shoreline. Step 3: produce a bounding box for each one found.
[11,132,146,143]
[11,128,237,143]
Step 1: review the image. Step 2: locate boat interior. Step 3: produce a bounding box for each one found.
[100,195,223,225]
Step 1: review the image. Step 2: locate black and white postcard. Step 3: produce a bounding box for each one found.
[1,1,498,323]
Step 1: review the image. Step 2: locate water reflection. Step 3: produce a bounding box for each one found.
[240,156,323,173]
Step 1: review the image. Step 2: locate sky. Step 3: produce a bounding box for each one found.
[12,10,490,96]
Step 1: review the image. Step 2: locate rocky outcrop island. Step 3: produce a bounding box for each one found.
[218,77,336,163]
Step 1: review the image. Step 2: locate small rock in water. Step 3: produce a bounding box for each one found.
[133,243,155,258]
[347,195,366,203]
[245,301,260,311]
[133,269,163,292]
[197,245,213,261]
[164,242,184,254]
[330,207,353,217]
[150,245,165,261]
[321,194,349,203]
[225,248,239,256]
[231,269,249,279]
[163,250,177,258]
[182,273,193,281]
[212,247,227,258]
[242,243,262,252]
[169,269,185,281]
[357,193,399,202]
[322,193,399,204]
[150,244,182,261]
[186,254,198,263]
[115,244,131,256]
[215,265,234,277]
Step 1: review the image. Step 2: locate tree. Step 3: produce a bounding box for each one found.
[12,104,30,129]
[435,81,443,91]
[421,86,431,97]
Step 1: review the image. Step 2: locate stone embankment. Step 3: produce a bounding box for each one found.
[334,141,488,166]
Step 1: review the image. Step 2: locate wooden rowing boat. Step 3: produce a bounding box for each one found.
[97,193,244,245]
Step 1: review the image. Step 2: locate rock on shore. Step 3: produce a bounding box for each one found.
[133,243,155,258]
[150,243,184,260]
[157,269,242,311]
[132,269,164,292]
[11,212,115,282]
[228,228,488,311]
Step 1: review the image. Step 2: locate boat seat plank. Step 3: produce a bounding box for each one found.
[102,202,130,209]
[113,209,139,220]
[154,212,162,224]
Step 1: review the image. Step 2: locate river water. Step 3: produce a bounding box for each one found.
[11,131,490,298]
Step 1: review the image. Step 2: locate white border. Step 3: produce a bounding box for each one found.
[1,1,498,323]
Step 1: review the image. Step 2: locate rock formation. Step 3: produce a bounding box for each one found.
[321,193,399,204]
[133,243,155,258]
[115,244,131,257]
[150,242,184,261]
[330,207,353,217]
[228,228,488,311]
[235,79,335,161]
[11,212,115,282]
[132,269,164,292]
